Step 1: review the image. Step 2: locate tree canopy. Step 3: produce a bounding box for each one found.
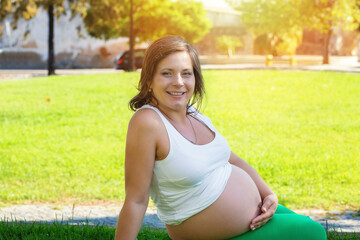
[228,0,304,56]
[0,0,88,74]
[228,0,360,61]
[0,0,87,34]
[83,0,211,43]
[301,0,360,34]
[300,0,360,63]
[1,0,210,73]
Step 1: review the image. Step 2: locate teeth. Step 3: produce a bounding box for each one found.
[168,92,183,96]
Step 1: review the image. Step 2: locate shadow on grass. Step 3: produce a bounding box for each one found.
[0,212,166,228]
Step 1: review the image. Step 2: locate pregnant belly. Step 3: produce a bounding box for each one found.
[166,165,262,240]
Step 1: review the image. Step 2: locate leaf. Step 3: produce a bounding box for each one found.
[83,0,210,43]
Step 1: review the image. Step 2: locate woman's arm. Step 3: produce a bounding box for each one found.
[114,110,159,240]
[229,152,274,199]
[229,151,278,230]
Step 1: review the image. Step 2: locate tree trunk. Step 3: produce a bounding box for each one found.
[129,0,135,72]
[322,30,332,65]
[48,4,55,76]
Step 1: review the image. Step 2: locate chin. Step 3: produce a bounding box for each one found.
[162,102,188,112]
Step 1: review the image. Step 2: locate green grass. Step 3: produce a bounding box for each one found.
[0,221,358,240]
[0,70,359,210]
[0,221,170,240]
[327,231,360,240]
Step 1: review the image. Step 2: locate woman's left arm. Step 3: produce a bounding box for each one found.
[229,151,278,230]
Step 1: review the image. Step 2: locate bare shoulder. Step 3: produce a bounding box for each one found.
[125,108,163,168]
[128,108,163,134]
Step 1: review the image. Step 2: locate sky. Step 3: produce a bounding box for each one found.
[197,0,234,10]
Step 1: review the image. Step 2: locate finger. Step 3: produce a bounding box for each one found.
[251,211,272,224]
[251,216,273,229]
[253,217,273,229]
[253,215,272,227]
[254,217,272,227]
[261,199,276,213]
[250,221,267,231]
[251,215,265,225]
[251,220,267,231]
[258,204,276,222]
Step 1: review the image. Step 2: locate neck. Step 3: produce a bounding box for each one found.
[154,105,188,124]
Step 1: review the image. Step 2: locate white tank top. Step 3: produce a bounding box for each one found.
[139,105,232,225]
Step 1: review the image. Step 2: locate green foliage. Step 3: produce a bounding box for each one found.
[215,35,243,57]
[228,0,303,55]
[298,0,360,63]
[0,0,88,33]
[230,0,301,35]
[83,0,211,43]
[228,0,360,56]
[254,29,302,56]
[274,28,302,55]
[300,0,360,34]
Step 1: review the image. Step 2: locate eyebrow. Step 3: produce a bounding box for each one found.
[159,68,193,71]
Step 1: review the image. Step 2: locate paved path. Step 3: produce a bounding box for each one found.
[0,204,359,233]
[1,57,360,81]
[0,204,164,229]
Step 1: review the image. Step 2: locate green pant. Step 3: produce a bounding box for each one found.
[228,204,327,240]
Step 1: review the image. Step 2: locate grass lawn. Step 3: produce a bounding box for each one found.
[0,70,359,211]
[0,221,170,240]
[0,221,359,240]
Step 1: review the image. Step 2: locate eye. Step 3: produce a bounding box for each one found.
[161,71,172,77]
[182,71,193,77]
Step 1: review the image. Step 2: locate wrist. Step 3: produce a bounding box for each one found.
[262,192,277,201]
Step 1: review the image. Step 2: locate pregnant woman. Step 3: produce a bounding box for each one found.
[114,36,326,240]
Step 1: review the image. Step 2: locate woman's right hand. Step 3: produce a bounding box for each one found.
[250,193,278,230]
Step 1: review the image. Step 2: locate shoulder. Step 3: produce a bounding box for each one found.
[128,107,163,134]
[189,105,209,118]
[190,105,212,122]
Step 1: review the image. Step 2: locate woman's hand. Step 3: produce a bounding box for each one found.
[250,193,278,231]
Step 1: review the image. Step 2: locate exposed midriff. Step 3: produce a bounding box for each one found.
[166,165,262,240]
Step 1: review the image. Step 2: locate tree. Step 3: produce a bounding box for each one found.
[228,0,303,56]
[83,0,211,71]
[215,35,243,57]
[300,0,360,64]
[228,0,360,63]
[0,0,87,75]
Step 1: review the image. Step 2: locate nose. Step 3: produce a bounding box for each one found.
[174,73,184,86]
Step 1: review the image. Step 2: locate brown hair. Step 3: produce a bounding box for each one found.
[129,36,205,112]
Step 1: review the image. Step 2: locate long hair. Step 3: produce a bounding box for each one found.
[129,36,205,112]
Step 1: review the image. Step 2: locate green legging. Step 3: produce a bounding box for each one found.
[228,204,327,240]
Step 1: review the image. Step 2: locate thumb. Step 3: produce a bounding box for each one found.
[262,205,267,213]
[261,199,272,213]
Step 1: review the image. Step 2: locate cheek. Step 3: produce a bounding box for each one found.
[189,78,196,91]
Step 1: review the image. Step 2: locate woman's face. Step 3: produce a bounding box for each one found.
[150,51,195,113]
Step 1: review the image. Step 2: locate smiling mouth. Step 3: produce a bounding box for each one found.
[167,91,185,96]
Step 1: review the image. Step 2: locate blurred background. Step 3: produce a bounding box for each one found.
[0,0,359,70]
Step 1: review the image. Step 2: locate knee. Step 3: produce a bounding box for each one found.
[298,216,327,240]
